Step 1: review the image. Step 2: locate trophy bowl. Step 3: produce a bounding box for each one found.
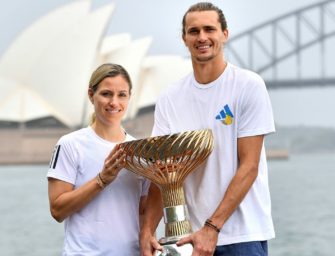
[120,129,214,255]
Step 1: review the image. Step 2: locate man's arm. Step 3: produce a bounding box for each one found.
[177,135,264,256]
[140,183,164,256]
[210,135,264,228]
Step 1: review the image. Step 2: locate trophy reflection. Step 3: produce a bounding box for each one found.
[120,129,214,255]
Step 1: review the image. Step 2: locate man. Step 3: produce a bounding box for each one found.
[140,2,275,256]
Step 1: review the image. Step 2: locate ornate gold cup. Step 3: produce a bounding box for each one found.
[120,129,214,255]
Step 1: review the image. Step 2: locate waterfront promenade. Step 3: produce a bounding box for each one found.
[0,111,287,165]
[0,111,154,165]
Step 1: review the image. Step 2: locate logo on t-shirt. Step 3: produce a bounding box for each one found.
[215,104,234,125]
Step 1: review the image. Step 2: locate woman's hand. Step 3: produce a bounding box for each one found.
[99,144,126,185]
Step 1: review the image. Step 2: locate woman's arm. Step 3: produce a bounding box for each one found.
[48,144,126,222]
[48,177,102,223]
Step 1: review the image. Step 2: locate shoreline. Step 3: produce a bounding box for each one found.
[0,128,71,165]
[0,128,289,165]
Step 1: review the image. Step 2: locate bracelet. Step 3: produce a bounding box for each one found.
[96,173,107,189]
[98,172,108,185]
[204,219,221,233]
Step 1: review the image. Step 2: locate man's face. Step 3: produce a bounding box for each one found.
[183,10,228,63]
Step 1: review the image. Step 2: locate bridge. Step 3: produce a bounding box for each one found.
[226,0,335,89]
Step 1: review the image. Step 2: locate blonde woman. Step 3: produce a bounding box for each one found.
[47,63,149,255]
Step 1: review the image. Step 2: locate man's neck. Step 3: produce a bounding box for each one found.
[192,57,227,84]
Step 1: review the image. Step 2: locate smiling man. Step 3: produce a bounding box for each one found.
[140,2,275,256]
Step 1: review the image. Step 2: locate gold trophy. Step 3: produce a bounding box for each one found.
[120,129,214,255]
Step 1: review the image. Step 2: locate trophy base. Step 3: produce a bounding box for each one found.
[154,243,193,256]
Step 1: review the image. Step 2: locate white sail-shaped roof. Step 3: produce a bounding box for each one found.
[100,33,132,57]
[0,77,22,103]
[0,1,196,127]
[0,2,114,127]
[137,55,192,109]
[0,0,91,84]
[0,85,66,122]
[28,4,115,126]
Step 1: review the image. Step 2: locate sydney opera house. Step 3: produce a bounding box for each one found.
[1,0,299,163]
[0,0,193,164]
[0,0,192,129]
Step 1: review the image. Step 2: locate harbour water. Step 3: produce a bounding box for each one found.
[0,153,334,256]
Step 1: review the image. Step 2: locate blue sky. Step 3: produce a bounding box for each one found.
[0,0,323,57]
[2,0,335,128]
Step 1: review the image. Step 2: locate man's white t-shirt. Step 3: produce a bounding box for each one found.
[47,126,149,255]
[152,63,275,245]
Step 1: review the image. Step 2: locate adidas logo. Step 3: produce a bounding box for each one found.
[215,104,234,125]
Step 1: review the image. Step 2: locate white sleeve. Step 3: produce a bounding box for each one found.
[151,94,171,136]
[237,75,275,138]
[47,136,78,185]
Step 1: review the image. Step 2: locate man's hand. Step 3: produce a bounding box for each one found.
[176,226,218,256]
[140,229,163,256]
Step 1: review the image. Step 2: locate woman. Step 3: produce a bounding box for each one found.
[47,63,149,255]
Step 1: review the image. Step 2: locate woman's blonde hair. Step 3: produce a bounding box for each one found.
[89,63,132,124]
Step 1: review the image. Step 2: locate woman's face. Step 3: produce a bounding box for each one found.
[89,75,130,125]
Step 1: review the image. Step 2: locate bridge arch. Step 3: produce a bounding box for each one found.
[226,0,335,88]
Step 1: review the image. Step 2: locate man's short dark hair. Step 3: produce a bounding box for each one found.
[182,2,228,36]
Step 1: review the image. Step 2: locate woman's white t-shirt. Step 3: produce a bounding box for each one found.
[47,127,149,255]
